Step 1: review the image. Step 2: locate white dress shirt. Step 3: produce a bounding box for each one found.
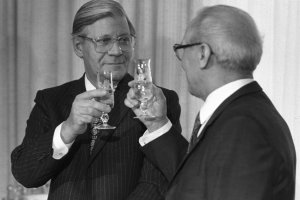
[197,78,254,137]
[52,75,95,159]
[139,78,254,146]
[139,120,172,146]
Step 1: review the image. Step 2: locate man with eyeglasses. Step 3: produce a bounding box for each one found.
[125,5,296,200]
[11,0,183,199]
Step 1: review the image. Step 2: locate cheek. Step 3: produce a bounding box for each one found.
[124,51,133,63]
[186,73,198,96]
[84,46,104,66]
[182,61,199,92]
[121,51,133,72]
[83,52,105,78]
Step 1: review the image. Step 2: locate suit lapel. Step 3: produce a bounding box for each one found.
[105,73,133,128]
[87,74,133,166]
[170,81,263,183]
[60,75,86,120]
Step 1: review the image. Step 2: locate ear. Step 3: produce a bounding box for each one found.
[131,36,136,51]
[72,36,84,58]
[197,43,213,69]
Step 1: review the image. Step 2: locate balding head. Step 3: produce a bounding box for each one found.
[188,5,262,75]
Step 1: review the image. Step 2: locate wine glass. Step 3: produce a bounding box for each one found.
[94,70,116,129]
[133,58,155,119]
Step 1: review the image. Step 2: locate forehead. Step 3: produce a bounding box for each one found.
[84,16,130,36]
[182,26,195,44]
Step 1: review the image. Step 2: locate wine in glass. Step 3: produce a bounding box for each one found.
[94,70,115,129]
[133,58,155,119]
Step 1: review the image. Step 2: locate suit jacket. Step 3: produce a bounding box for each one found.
[143,81,296,200]
[11,73,181,200]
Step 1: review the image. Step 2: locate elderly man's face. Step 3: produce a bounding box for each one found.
[79,16,133,86]
[180,29,204,97]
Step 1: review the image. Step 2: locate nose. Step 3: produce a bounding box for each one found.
[108,42,122,55]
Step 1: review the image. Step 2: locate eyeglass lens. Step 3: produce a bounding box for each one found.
[95,35,133,53]
[175,48,183,61]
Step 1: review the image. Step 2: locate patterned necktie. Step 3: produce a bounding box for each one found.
[90,118,102,154]
[187,113,201,153]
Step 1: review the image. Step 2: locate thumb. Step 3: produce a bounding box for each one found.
[152,85,166,101]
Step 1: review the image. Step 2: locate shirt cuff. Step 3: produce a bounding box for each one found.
[52,122,73,159]
[139,119,172,146]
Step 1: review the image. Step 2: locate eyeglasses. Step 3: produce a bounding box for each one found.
[77,34,135,53]
[173,42,212,61]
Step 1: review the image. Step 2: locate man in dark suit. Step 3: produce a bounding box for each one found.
[125,5,296,200]
[11,0,182,199]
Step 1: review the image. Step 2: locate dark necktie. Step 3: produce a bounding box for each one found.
[187,113,201,153]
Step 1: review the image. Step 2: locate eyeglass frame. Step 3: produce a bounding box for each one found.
[173,42,214,61]
[76,34,135,53]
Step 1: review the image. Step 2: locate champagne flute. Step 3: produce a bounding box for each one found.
[133,58,155,119]
[94,70,115,129]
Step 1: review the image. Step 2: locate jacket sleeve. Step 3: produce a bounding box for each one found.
[11,91,68,188]
[141,89,188,182]
[127,89,186,199]
[126,157,167,200]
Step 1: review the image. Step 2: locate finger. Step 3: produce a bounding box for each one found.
[124,96,140,108]
[78,114,95,124]
[77,89,107,100]
[128,80,135,88]
[124,98,138,108]
[90,99,111,111]
[126,90,140,106]
[78,106,103,118]
[86,100,111,113]
[69,113,94,125]
[152,86,166,101]
[73,100,111,117]
[127,87,137,99]
[76,96,111,111]
[124,98,132,108]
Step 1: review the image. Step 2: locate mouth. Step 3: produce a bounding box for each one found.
[103,62,126,72]
[105,62,125,65]
[100,62,127,76]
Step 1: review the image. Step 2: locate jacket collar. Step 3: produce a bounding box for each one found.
[171,81,263,183]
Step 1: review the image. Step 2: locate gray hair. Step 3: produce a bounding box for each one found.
[72,0,135,36]
[189,5,263,74]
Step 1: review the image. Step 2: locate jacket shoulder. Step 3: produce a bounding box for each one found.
[39,76,83,96]
[33,77,85,108]
[40,78,83,95]
[160,87,178,98]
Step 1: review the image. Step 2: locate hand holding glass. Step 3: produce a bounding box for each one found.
[133,58,155,119]
[94,71,115,129]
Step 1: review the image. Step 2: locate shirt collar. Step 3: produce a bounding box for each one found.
[199,78,254,124]
[85,74,96,91]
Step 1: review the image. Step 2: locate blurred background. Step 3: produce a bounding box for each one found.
[1,0,299,199]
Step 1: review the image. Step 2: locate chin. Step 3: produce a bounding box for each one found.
[103,66,127,80]
[112,70,127,81]
[188,89,196,97]
[188,86,200,98]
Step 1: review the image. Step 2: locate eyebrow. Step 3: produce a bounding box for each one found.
[94,33,131,39]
